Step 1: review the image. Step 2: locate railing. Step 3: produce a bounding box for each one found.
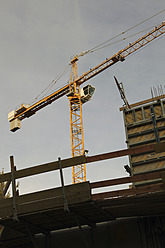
[0,142,165,222]
[0,142,165,197]
[91,170,165,201]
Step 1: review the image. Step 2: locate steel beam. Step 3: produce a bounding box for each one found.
[91,202,115,220]
[86,143,162,163]
[19,218,49,236]
[0,142,164,185]
[58,157,69,213]
[73,216,90,248]
[120,94,165,111]
[70,208,94,227]
[45,232,52,248]
[90,170,163,189]
[40,212,69,229]
[10,156,18,221]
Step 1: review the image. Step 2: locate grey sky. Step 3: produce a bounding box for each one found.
[0,0,165,194]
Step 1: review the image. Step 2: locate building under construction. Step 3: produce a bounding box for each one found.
[1,22,165,247]
[1,92,165,247]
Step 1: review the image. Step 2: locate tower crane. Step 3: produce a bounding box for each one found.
[8,22,165,184]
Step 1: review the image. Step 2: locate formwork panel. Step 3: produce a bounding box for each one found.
[123,99,165,179]
[133,160,165,174]
[135,109,143,121]
[129,132,155,146]
[131,151,165,164]
[144,106,151,119]
[127,123,154,135]
[125,111,135,125]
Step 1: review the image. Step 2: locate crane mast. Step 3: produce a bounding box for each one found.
[8,22,165,184]
[68,57,86,183]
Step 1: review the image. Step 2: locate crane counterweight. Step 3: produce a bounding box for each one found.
[10,118,21,132]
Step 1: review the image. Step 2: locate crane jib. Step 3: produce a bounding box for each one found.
[8,22,165,132]
[76,22,165,86]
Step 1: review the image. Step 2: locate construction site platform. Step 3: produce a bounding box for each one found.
[0,145,165,247]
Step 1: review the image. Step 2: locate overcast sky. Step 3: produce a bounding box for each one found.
[0,0,165,195]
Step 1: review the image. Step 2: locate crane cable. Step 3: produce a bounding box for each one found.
[30,63,71,104]
[41,65,71,98]
[37,24,156,101]
[89,23,162,52]
[78,9,165,57]
[30,9,165,104]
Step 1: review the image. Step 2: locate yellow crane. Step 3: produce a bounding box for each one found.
[8,22,165,184]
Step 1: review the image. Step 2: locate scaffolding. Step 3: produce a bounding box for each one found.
[0,144,165,247]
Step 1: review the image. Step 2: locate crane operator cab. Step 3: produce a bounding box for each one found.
[80,84,95,104]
